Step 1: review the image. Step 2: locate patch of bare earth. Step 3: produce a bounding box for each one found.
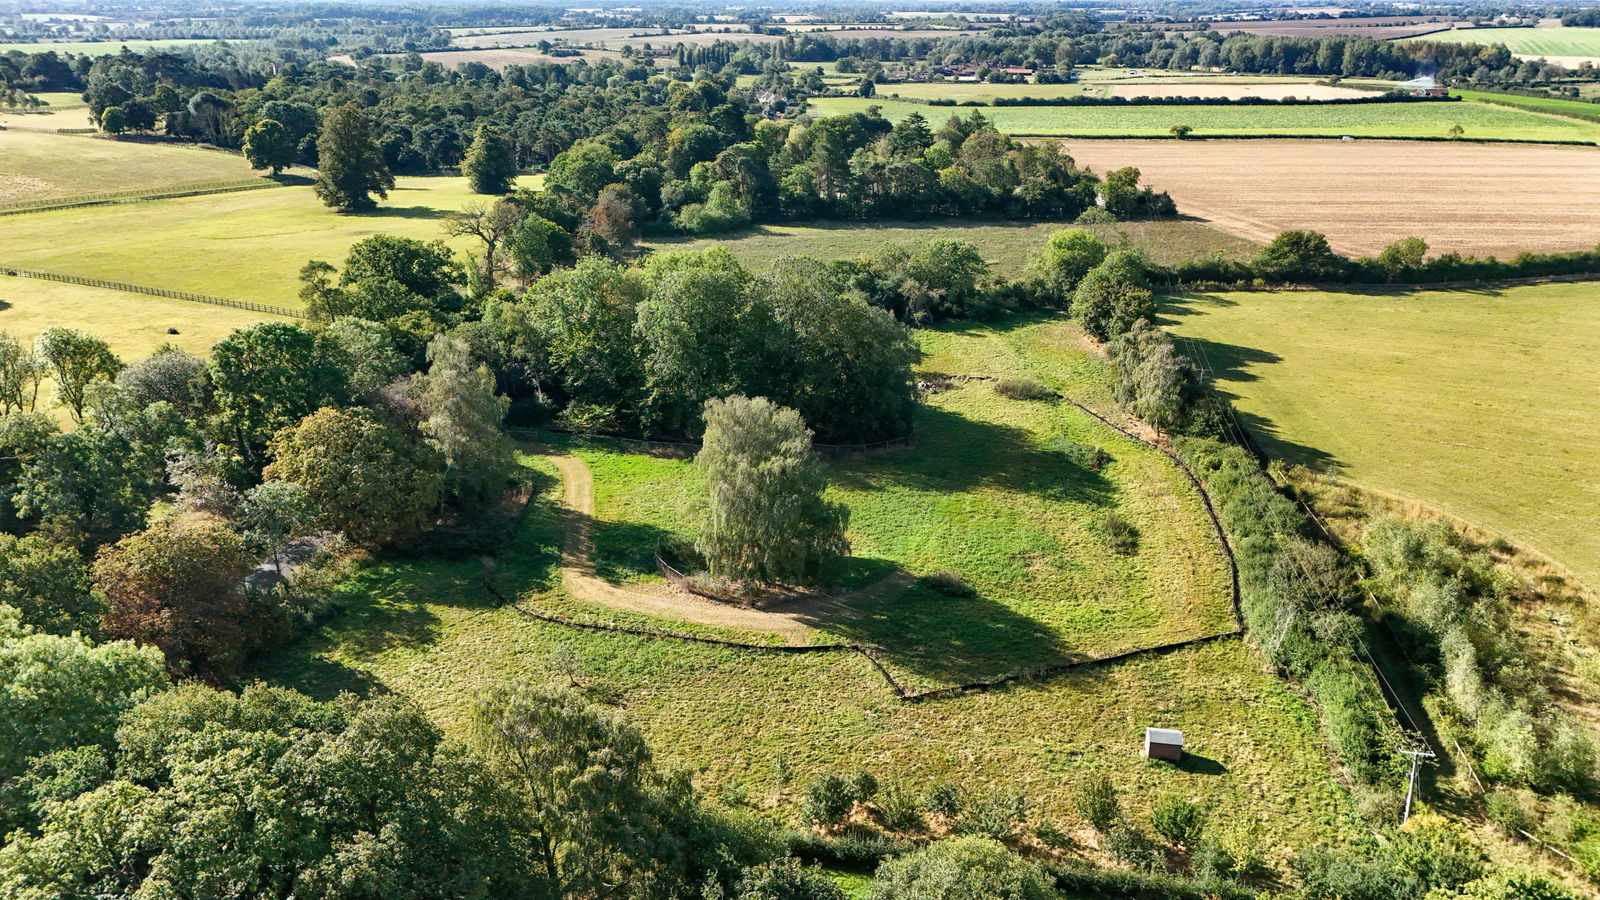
[1063,138,1600,257]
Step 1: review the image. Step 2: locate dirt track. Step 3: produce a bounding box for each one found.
[540,448,915,645]
[1064,138,1600,257]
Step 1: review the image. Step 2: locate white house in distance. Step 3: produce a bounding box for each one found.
[1144,727,1184,761]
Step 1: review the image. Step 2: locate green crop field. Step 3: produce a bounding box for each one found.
[1452,88,1600,122]
[1166,282,1600,589]
[807,95,1600,141]
[880,72,1360,103]
[0,38,237,55]
[0,130,265,203]
[650,217,1259,275]
[1404,25,1600,60]
[0,173,540,306]
[254,317,1359,859]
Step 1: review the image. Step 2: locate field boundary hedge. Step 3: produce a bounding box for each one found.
[0,267,305,318]
[0,178,280,215]
[1013,132,1599,145]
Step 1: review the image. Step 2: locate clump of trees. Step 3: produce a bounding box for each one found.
[694,396,848,587]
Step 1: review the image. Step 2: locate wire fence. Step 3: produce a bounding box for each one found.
[1,268,305,318]
[0,178,280,215]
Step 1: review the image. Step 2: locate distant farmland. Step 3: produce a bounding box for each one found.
[1060,138,1600,257]
[806,95,1600,142]
[1205,15,1468,38]
[1401,25,1600,66]
[0,38,236,55]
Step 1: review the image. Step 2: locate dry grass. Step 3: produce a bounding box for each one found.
[0,130,263,203]
[1062,138,1600,256]
[1206,16,1469,38]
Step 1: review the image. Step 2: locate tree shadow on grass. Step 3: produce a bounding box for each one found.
[795,579,1079,686]
[589,519,679,583]
[832,405,1118,507]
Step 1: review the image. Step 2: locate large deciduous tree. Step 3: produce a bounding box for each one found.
[416,334,515,506]
[264,407,443,548]
[208,322,349,459]
[242,117,296,175]
[93,512,259,680]
[462,123,518,195]
[313,103,394,212]
[694,396,848,585]
[34,327,121,422]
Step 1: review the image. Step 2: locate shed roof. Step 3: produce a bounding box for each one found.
[1145,727,1184,745]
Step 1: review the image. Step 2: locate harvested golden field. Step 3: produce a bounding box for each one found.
[449,26,781,48]
[1063,138,1600,256]
[351,47,632,69]
[1106,82,1373,100]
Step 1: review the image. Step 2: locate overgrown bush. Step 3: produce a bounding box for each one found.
[924,781,964,819]
[954,789,1028,841]
[800,773,857,827]
[994,377,1056,402]
[1151,795,1207,848]
[1050,438,1112,471]
[1104,822,1162,872]
[871,838,1057,900]
[874,781,924,833]
[1074,775,1120,833]
[919,571,977,598]
[1101,513,1140,555]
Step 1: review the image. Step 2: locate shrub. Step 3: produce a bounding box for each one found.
[1074,775,1120,833]
[1191,836,1237,882]
[874,781,924,833]
[1051,439,1111,471]
[1485,789,1536,836]
[1033,820,1074,851]
[800,773,856,827]
[851,771,879,802]
[870,838,1057,900]
[920,571,977,598]
[1104,822,1162,872]
[994,377,1057,402]
[1151,795,1207,848]
[954,789,1028,841]
[1076,207,1117,225]
[924,781,964,819]
[1102,513,1140,555]
[734,857,846,900]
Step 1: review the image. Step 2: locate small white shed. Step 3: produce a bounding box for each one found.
[1144,727,1184,761]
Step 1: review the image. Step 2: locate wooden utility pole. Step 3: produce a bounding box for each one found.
[1400,747,1436,823]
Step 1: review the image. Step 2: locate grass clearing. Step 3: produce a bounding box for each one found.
[1165,282,1600,589]
[0,130,263,203]
[647,218,1258,275]
[0,274,285,362]
[881,78,1371,103]
[255,355,1356,862]
[0,173,539,306]
[529,315,1237,689]
[808,95,1600,142]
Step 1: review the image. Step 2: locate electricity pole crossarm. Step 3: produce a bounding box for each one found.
[1399,747,1437,824]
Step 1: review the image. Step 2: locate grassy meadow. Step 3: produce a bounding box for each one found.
[253,321,1359,859]
[0,130,264,203]
[808,95,1600,141]
[654,218,1258,276]
[1166,282,1600,589]
[1452,88,1600,122]
[0,173,539,306]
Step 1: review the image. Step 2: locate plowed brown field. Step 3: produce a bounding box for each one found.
[1063,138,1600,256]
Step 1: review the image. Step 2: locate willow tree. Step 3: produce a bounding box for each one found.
[694,396,847,585]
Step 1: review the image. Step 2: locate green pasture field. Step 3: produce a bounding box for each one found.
[1404,25,1600,60]
[880,72,1348,103]
[1452,88,1600,122]
[254,323,1358,860]
[0,130,264,203]
[0,173,541,306]
[1166,282,1600,590]
[0,274,286,363]
[807,95,1600,141]
[651,218,1258,276]
[565,315,1236,685]
[0,38,233,55]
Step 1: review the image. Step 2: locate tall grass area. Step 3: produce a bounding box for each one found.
[807,95,1600,141]
[1165,283,1600,590]
[253,452,1364,862]
[0,174,538,305]
[646,218,1257,276]
[0,130,263,203]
